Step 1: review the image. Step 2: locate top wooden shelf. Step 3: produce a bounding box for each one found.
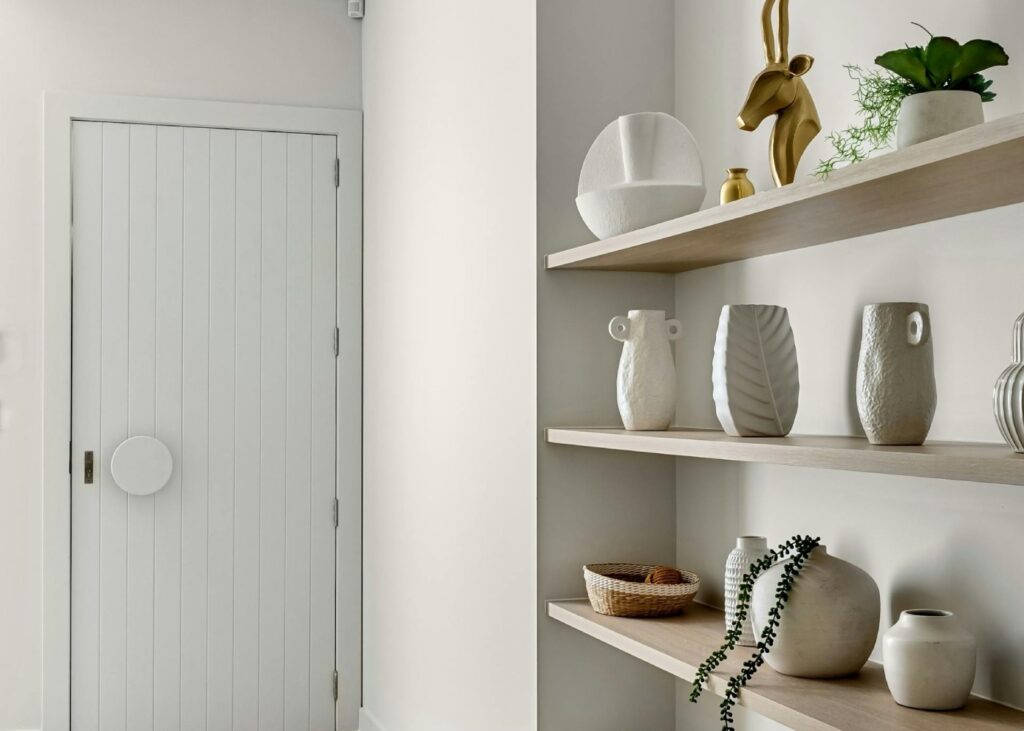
[546,113,1024,273]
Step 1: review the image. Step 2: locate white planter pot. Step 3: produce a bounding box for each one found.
[856,303,936,446]
[883,609,977,710]
[897,91,984,149]
[752,546,880,678]
[725,536,769,647]
[608,310,680,430]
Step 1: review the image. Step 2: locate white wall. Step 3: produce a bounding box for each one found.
[361,3,537,730]
[0,2,361,728]
[536,2,680,730]
[674,1,1024,727]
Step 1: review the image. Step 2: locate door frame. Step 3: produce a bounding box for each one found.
[42,92,362,731]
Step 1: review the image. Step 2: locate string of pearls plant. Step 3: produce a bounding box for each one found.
[689,535,821,731]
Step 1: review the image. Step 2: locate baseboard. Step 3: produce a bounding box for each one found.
[359,707,386,731]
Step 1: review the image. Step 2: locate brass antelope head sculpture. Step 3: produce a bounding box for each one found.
[738,0,821,186]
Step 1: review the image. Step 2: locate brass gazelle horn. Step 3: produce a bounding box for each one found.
[761,0,790,64]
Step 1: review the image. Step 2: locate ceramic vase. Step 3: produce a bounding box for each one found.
[752,545,880,678]
[577,112,705,239]
[725,536,769,646]
[720,168,755,204]
[856,303,936,446]
[712,305,799,437]
[609,310,681,430]
[883,609,977,710]
[897,91,984,149]
[993,313,1024,452]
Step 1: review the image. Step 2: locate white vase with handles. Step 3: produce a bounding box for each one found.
[993,313,1024,452]
[725,536,769,646]
[856,303,936,445]
[608,310,681,430]
[752,545,880,678]
[883,609,977,710]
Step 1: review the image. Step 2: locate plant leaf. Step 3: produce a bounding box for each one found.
[876,46,931,89]
[951,39,1009,83]
[923,36,961,86]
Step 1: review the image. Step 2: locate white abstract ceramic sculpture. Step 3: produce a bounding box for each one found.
[752,546,880,678]
[897,91,984,149]
[577,112,705,239]
[883,609,977,710]
[856,303,936,446]
[609,310,681,431]
[993,313,1024,453]
[725,536,769,647]
[712,305,799,437]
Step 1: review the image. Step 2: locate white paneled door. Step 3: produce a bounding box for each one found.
[71,121,339,731]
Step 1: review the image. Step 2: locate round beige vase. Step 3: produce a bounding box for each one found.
[752,546,880,678]
[897,91,984,149]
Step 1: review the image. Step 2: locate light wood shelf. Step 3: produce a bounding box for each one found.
[545,113,1024,273]
[549,599,1024,731]
[546,427,1024,486]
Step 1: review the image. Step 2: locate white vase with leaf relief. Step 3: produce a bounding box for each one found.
[608,310,681,430]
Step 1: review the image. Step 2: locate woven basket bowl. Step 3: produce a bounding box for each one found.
[584,563,700,618]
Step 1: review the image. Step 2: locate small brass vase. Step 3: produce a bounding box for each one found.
[720,168,755,204]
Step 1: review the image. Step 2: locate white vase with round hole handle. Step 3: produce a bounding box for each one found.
[856,303,936,445]
[608,310,680,430]
[883,609,977,710]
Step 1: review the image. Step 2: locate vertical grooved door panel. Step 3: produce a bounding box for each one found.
[72,121,339,731]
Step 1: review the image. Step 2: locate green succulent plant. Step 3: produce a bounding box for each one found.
[875,24,1008,102]
[816,25,1009,177]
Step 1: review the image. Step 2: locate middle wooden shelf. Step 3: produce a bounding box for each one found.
[546,427,1024,486]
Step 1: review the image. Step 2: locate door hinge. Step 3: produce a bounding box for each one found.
[332,670,339,701]
[69,441,72,474]
[333,498,339,528]
[334,158,340,188]
[348,0,364,19]
[334,326,340,357]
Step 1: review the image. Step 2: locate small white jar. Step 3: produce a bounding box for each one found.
[883,609,977,710]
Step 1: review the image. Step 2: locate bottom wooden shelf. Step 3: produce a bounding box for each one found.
[548,599,1024,731]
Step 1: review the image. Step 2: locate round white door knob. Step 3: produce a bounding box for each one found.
[110,436,173,496]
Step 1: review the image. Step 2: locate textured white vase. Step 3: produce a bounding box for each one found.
[609,310,681,431]
[897,91,984,149]
[712,305,799,437]
[752,546,880,678]
[856,303,936,446]
[577,112,705,239]
[993,312,1024,452]
[883,609,977,710]
[725,536,769,647]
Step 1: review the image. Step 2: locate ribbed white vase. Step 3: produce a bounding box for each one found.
[993,313,1024,453]
[725,536,769,646]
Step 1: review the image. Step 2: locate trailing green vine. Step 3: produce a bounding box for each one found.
[815,66,908,178]
[689,534,821,731]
